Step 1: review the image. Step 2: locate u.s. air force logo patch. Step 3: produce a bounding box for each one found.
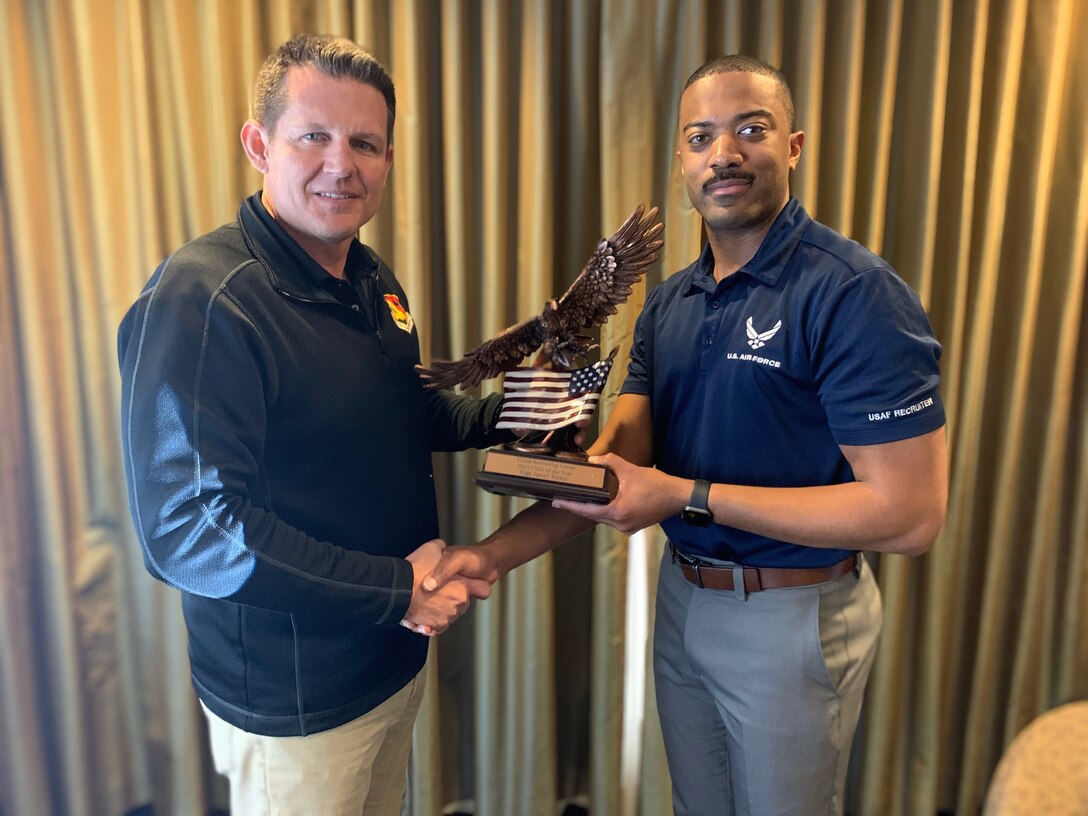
[383,294,414,333]
[746,316,782,349]
[728,316,784,368]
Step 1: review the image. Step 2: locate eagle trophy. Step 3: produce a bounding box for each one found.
[418,205,663,462]
[417,204,664,392]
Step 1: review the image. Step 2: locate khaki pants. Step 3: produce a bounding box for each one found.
[201,671,425,816]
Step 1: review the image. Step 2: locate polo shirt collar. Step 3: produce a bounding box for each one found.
[683,197,811,295]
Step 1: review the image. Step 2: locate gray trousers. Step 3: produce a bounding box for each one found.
[653,548,882,816]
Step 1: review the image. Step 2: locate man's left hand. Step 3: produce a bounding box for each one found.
[552,452,683,534]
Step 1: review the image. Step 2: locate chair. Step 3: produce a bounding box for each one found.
[983,701,1088,815]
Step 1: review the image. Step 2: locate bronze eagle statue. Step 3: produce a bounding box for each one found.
[418,204,664,390]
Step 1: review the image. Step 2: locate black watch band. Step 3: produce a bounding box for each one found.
[681,478,713,527]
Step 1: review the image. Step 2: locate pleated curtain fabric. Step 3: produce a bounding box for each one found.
[1,1,1086,815]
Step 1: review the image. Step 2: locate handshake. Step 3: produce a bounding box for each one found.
[396,447,669,636]
[400,539,499,636]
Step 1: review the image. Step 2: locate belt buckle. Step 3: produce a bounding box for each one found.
[692,561,705,588]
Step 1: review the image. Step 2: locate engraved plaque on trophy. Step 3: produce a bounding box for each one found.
[477,449,618,504]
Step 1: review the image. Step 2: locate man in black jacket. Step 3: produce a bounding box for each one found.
[118,34,503,815]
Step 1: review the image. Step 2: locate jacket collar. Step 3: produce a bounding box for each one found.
[237,192,378,301]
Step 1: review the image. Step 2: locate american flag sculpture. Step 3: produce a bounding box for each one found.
[495,350,618,433]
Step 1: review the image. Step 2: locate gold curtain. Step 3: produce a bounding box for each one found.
[1,1,1086,814]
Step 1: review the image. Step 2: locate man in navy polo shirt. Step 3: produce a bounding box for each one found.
[420,55,947,815]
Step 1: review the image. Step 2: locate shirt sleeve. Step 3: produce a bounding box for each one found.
[810,267,946,446]
[620,287,658,397]
[425,389,512,450]
[118,260,413,624]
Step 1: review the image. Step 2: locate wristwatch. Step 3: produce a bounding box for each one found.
[681,479,713,527]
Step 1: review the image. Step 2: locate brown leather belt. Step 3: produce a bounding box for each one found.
[670,543,859,593]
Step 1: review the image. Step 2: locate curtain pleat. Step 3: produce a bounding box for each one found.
[3,3,95,813]
[0,159,55,816]
[2,2,1086,815]
[1055,11,1088,706]
[594,2,659,812]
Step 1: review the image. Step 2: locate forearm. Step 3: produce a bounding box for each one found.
[707,480,942,555]
[476,500,595,579]
[425,393,655,590]
[565,428,949,556]
[471,393,656,575]
[427,390,512,450]
[663,428,948,555]
[137,489,414,619]
[611,471,940,555]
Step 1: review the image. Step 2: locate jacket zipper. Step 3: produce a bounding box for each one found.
[274,284,387,358]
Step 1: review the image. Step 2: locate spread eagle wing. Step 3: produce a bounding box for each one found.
[416,314,550,391]
[417,204,664,391]
[546,205,664,337]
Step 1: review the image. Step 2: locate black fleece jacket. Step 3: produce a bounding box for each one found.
[119,193,503,735]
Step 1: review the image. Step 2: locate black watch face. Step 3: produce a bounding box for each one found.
[682,507,712,527]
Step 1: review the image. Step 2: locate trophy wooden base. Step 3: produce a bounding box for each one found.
[475,448,618,504]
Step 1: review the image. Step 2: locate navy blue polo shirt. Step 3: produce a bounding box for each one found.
[621,198,945,567]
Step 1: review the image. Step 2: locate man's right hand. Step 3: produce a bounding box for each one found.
[402,539,491,636]
[421,545,500,595]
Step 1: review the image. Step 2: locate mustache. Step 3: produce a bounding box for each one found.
[703,170,755,192]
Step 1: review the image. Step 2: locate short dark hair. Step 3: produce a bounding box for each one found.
[252,34,396,144]
[683,55,796,131]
